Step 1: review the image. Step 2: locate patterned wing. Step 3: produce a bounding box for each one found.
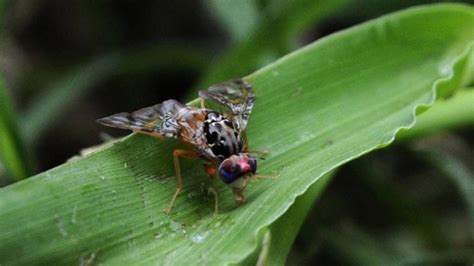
[199,79,255,131]
[96,99,185,138]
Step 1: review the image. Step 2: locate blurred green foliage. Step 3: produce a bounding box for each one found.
[0,1,473,265]
[0,77,32,181]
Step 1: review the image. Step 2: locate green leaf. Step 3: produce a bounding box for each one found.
[21,45,209,145]
[206,0,260,41]
[320,226,474,265]
[351,159,447,248]
[398,89,474,140]
[240,171,335,265]
[20,55,120,145]
[196,0,352,88]
[0,4,473,265]
[0,77,33,181]
[417,146,474,234]
[319,227,400,265]
[114,44,209,76]
[264,171,335,265]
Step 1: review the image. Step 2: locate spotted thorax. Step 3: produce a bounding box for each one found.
[97,79,260,214]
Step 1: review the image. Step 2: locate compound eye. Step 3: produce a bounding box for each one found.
[248,157,257,174]
[218,159,242,184]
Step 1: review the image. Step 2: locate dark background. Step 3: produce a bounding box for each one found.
[0,1,472,265]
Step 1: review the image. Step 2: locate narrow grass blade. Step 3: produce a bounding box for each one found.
[420,149,474,233]
[21,45,209,145]
[196,0,352,88]
[352,159,447,247]
[264,171,335,265]
[0,77,32,181]
[206,0,259,42]
[319,228,399,265]
[20,55,120,145]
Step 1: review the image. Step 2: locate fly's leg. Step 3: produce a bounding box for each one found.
[204,164,219,216]
[210,178,219,216]
[164,149,198,214]
[251,174,279,181]
[232,187,246,205]
[247,149,270,159]
[132,130,163,139]
[200,98,206,109]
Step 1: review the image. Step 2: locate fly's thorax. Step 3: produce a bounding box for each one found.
[203,111,243,161]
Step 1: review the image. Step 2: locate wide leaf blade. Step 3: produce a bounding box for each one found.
[0,4,473,265]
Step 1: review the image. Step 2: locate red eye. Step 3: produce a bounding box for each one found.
[238,156,257,174]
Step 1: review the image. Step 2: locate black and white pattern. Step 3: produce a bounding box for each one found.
[202,111,242,161]
[97,79,255,162]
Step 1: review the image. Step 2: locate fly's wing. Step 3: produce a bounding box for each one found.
[96,99,185,138]
[199,79,255,131]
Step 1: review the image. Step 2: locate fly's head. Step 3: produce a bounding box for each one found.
[218,153,257,205]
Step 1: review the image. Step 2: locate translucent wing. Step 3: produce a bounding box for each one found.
[199,79,255,131]
[96,99,185,138]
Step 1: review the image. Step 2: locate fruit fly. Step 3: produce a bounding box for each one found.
[97,79,258,214]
